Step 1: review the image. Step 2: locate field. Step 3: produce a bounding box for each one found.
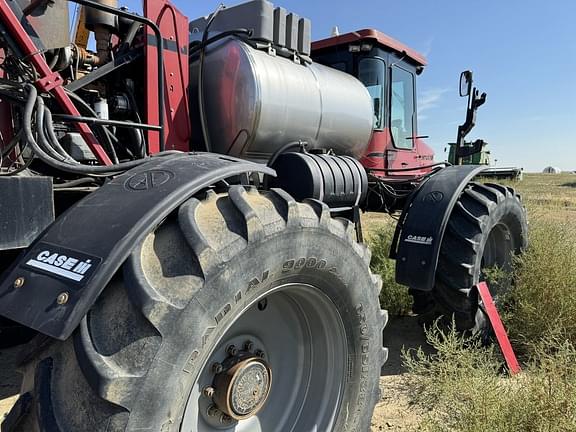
[0,173,574,430]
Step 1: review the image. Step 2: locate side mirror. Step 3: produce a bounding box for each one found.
[459,70,473,97]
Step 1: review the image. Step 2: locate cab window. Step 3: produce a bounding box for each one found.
[391,65,415,149]
[358,58,385,130]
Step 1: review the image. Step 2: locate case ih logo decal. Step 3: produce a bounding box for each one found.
[23,243,101,284]
[404,235,433,246]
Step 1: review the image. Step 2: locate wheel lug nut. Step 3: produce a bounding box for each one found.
[226,344,238,356]
[212,362,223,374]
[244,340,254,352]
[255,350,265,359]
[220,413,233,425]
[207,405,221,417]
[203,386,215,399]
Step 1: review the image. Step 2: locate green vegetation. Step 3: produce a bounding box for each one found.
[368,222,413,316]
[505,219,576,356]
[367,173,576,431]
[404,324,576,432]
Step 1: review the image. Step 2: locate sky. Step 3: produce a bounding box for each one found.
[111,0,576,172]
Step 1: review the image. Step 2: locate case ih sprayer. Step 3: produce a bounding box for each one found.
[0,0,527,430]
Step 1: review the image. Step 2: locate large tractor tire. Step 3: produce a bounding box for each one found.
[433,182,528,331]
[5,186,386,432]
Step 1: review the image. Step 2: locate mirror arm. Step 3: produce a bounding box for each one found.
[454,87,487,165]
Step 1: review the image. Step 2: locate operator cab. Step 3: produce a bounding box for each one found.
[312,29,434,177]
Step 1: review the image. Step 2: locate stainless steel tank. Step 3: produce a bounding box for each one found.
[190,39,374,159]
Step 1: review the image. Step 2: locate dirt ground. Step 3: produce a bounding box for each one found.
[370,316,431,431]
[2,317,430,430]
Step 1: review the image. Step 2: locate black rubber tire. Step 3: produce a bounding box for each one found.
[4,186,386,432]
[433,182,528,331]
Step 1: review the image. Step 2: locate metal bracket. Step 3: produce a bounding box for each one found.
[36,72,64,92]
[0,153,274,340]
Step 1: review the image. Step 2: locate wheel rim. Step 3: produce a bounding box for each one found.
[180,283,347,431]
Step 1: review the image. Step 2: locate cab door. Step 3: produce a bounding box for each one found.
[386,64,419,173]
[357,56,389,172]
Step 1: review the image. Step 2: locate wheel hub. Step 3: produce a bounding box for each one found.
[213,356,272,420]
[214,356,272,420]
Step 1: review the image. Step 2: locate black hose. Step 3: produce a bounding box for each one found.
[43,108,73,160]
[0,129,32,177]
[0,81,28,104]
[126,127,144,159]
[64,90,119,164]
[0,155,34,176]
[367,162,450,173]
[0,131,23,158]
[39,101,80,164]
[125,88,146,157]
[189,28,252,56]
[36,97,71,162]
[267,141,308,168]
[22,84,177,175]
[53,177,100,188]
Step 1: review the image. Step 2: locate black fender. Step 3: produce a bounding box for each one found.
[391,165,487,291]
[0,153,274,340]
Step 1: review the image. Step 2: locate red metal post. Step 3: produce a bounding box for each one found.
[476,281,521,375]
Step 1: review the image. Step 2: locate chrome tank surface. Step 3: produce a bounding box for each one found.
[190,39,374,159]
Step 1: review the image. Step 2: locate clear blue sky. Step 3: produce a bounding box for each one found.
[113,0,576,172]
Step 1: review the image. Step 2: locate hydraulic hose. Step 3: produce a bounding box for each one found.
[43,107,78,162]
[189,28,252,56]
[367,161,451,173]
[0,130,23,158]
[266,140,308,168]
[53,177,101,188]
[22,84,179,175]
[36,97,77,163]
[64,89,119,164]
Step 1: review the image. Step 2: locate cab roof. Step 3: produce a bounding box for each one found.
[312,28,427,67]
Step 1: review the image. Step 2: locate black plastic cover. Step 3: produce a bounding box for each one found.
[0,153,274,340]
[188,0,312,57]
[270,152,368,209]
[392,165,487,291]
[0,176,54,250]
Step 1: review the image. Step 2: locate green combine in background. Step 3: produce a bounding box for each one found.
[447,141,522,180]
[448,141,490,165]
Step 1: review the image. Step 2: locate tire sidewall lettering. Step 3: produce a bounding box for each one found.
[282,257,327,273]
